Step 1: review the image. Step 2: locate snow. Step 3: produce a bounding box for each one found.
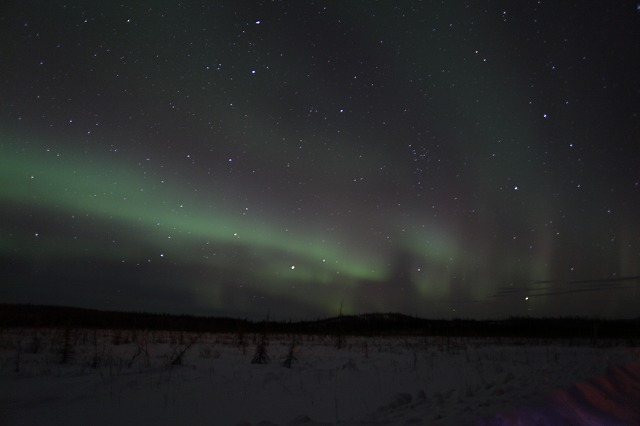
[1,329,639,425]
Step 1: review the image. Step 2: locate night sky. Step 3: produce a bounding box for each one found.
[1,1,639,320]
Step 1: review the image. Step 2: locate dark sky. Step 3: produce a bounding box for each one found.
[1,1,639,320]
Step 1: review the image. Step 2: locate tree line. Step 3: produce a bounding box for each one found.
[2,304,639,340]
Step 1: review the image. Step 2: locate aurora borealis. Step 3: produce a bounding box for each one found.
[1,2,639,319]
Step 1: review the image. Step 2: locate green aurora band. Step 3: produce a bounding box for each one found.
[1,133,387,285]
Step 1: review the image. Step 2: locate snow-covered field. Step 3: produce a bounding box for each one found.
[1,328,639,425]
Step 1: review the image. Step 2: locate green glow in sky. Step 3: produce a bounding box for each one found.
[1,134,387,288]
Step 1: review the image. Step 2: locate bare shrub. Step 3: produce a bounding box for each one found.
[27,329,42,354]
[252,334,270,364]
[236,324,248,354]
[169,333,200,366]
[282,337,297,368]
[14,340,22,373]
[90,328,100,369]
[59,326,75,364]
[252,329,271,365]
